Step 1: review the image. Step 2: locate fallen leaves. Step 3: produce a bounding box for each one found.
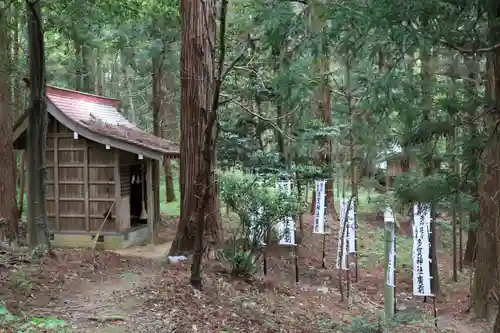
[0,213,491,333]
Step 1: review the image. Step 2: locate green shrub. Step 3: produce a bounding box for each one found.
[219,170,305,277]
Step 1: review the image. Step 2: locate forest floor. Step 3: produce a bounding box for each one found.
[0,212,493,333]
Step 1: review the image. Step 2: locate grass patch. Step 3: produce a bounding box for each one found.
[0,304,69,332]
[359,223,413,269]
[159,177,181,217]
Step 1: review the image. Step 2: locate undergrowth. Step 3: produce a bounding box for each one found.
[0,303,69,332]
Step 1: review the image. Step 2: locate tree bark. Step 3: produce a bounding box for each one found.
[26,0,50,250]
[163,157,175,202]
[464,228,476,265]
[0,8,19,243]
[169,0,221,258]
[473,1,500,316]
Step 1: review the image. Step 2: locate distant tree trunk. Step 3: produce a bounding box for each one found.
[120,52,136,124]
[74,39,82,91]
[162,69,177,204]
[163,158,175,202]
[310,4,336,217]
[0,9,19,243]
[420,40,439,296]
[168,0,222,267]
[81,44,94,93]
[26,0,50,250]
[463,55,479,267]
[152,36,176,203]
[95,48,103,95]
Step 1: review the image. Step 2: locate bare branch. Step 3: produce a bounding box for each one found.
[222,97,293,140]
[440,40,500,55]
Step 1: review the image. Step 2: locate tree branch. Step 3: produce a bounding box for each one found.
[440,40,500,54]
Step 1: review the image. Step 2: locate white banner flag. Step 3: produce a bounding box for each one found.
[385,207,396,287]
[276,180,292,194]
[276,180,296,246]
[336,200,349,270]
[277,217,296,246]
[412,203,433,296]
[313,180,326,234]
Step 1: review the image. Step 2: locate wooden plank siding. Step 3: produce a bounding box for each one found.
[33,115,163,238]
[46,119,120,232]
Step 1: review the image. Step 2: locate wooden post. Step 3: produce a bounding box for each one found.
[83,138,89,231]
[26,148,32,245]
[154,159,160,240]
[113,150,122,230]
[54,122,60,231]
[146,159,154,244]
[384,214,395,320]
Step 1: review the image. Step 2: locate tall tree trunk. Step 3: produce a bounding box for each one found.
[271,42,287,166]
[169,0,221,260]
[0,7,19,243]
[419,43,440,296]
[26,0,50,250]
[473,52,496,319]
[152,38,176,203]
[151,36,163,239]
[474,2,500,320]
[81,44,94,93]
[163,158,175,202]
[13,2,24,225]
[12,4,22,117]
[95,48,103,95]
[310,3,336,217]
[120,52,136,124]
[162,68,177,203]
[463,55,479,266]
[446,54,459,282]
[74,39,82,91]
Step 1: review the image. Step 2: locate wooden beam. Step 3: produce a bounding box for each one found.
[54,125,60,231]
[83,139,89,231]
[146,159,154,244]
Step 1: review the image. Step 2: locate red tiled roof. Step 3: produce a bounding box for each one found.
[46,86,179,156]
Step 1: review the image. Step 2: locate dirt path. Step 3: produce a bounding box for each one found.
[51,269,488,333]
[52,268,171,333]
[110,241,173,260]
[438,314,487,333]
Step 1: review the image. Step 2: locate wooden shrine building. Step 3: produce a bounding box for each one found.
[12,86,179,249]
